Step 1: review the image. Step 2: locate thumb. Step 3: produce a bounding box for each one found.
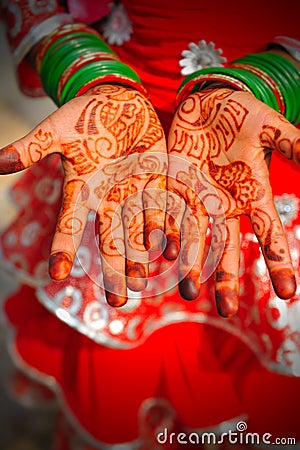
[260,116,300,164]
[0,119,60,175]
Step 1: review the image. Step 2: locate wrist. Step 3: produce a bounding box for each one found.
[177,48,300,124]
[35,23,147,106]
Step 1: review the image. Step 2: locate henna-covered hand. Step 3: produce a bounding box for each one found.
[0,85,167,307]
[165,88,300,317]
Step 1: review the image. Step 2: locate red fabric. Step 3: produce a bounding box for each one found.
[3,1,68,96]
[4,1,64,53]
[5,286,244,444]
[6,286,300,445]
[67,0,110,23]
[1,0,300,448]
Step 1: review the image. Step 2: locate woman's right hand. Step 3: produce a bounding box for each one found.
[0,84,167,307]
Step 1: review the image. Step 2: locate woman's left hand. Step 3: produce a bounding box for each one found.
[165,88,300,317]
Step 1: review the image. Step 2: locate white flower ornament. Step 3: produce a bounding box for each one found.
[102,2,132,46]
[180,40,227,76]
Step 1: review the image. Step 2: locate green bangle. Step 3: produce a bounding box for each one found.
[42,45,116,103]
[60,61,142,105]
[179,66,264,98]
[38,28,146,106]
[40,33,115,80]
[231,67,279,111]
[43,32,113,60]
[261,52,300,123]
[232,54,292,118]
[179,51,300,124]
[233,53,300,123]
[41,36,114,75]
[178,66,278,110]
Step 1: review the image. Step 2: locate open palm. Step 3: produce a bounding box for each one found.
[0,84,167,306]
[165,88,300,316]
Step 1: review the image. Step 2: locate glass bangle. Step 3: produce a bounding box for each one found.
[40,35,115,75]
[178,66,279,111]
[232,55,293,119]
[239,53,299,98]
[233,54,299,122]
[60,61,142,104]
[61,66,140,102]
[178,66,263,98]
[36,23,101,72]
[75,76,148,99]
[57,53,119,101]
[262,52,300,122]
[231,63,285,114]
[230,66,280,111]
[42,44,118,103]
[42,31,112,58]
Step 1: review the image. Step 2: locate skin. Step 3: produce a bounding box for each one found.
[0,84,167,307]
[165,87,300,317]
[0,51,299,315]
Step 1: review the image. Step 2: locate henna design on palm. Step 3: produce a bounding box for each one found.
[166,88,300,316]
[170,89,249,163]
[208,160,265,212]
[0,85,167,307]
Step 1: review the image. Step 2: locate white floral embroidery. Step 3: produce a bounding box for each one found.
[274,193,299,226]
[179,40,226,76]
[28,0,56,15]
[7,3,22,37]
[71,246,91,278]
[21,221,40,247]
[102,2,132,46]
[54,286,83,315]
[83,301,109,330]
[277,339,300,376]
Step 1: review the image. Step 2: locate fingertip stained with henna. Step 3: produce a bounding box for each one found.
[0,145,25,174]
[49,252,73,280]
[179,274,200,301]
[271,268,297,299]
[215,286,239,318]
[103,271,127,306]
[105,292,127,307]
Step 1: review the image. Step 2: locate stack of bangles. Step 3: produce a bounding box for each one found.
[177,51,300,124]
[36,23,147,106]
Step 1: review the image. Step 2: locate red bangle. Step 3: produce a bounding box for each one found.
[75,75,149,99]
[36,23,101,73]
[57,52,120,101]
[176,73,252,106]
[230,63,285,115]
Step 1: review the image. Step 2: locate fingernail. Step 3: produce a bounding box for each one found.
[163,235,180,260]
[272,268,296,299]
[179,277,200,300]
[103,271,127,306]
[0,145,25,174]
[215,287,238,318]
[127,263,148,291]
[105,291,127,307]
[49,252,73,280]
